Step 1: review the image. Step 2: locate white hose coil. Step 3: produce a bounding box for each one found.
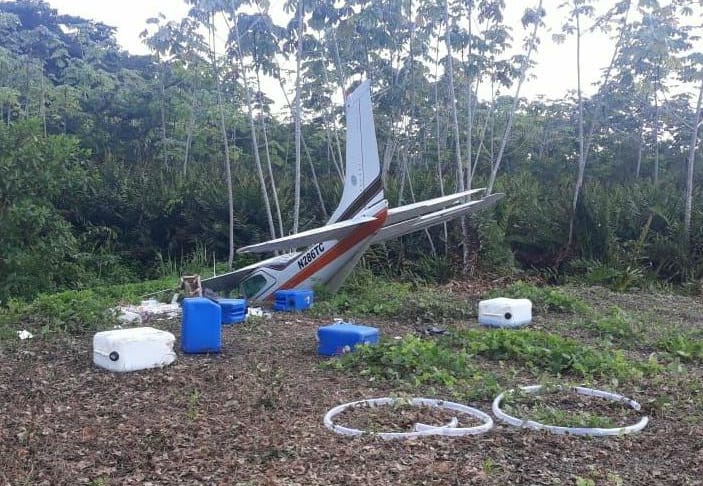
[492,385,649,436]
[324,397,494,439]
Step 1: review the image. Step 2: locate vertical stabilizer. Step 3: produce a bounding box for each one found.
[328,80,384,223]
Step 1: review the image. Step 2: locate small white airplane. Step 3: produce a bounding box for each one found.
[203,80,504,301]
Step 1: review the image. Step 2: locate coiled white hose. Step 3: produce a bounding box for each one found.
[324,397,494,440]
[492,385,649,436]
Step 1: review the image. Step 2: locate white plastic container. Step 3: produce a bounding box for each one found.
[478,298,532,328]
[93,327,176,372]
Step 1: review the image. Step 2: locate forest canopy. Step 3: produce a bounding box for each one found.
[0,0,702,303]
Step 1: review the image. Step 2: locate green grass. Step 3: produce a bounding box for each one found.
[487,281,590,314]
[0,276,179,338]
[584,307,640,342]
[445,329,659,380]
[327,327,661,401]
[312,271,474,322]
[325,334,500,400]
[657,333,703,362]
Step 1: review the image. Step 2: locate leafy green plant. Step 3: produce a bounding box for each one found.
[313,271,473,322]
[658,334,703,362]
[0,277,179,337]
[488,281,590,314]
[326,335,500,400]
[445,329,659,380]
[586,307,640,341]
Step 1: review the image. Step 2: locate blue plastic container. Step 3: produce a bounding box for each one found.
[181,297,221,354]
[317,323,379,356]
[219,298,247,325]
[273,289,314,311]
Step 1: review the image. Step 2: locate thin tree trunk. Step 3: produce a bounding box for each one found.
[444,0,470,271]
[257,69,284,238]
[486,0,543,195]
[465,3,474,192]
[208,17,234,268]
[567,8,584,249]
[654,60,661,185]
[183,89,196,176]
[684,77,703,240]
[635,125,644,178]
[302,136,329,219]
[277,75,330,219]
[233,21,276,241]
[159,59,168,168]
[583,1,631,157]
[293,0,304,234]
[434,36,448,255]
[40,62,46,137]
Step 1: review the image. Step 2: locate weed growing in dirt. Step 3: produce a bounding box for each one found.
[446,329,659,380]
[327,328,658,401]
[585,307,640,342]
[488,281,590,314]
[326,335,500,400]
[657,333,703,362]
[0,277,179,337]
[187,389,200,421]
[313,271,473,322]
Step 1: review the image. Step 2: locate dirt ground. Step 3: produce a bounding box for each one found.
[1,285,702,485]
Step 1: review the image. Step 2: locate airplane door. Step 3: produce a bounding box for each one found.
[240,269,278,299]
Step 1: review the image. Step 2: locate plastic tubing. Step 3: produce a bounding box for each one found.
[324,397,493,440]
[492,385,649,436]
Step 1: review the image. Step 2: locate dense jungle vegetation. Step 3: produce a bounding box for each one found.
[1,0,702,305]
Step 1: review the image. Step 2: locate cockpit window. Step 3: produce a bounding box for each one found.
[241,274,268,298]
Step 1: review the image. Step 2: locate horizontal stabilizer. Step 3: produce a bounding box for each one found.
[237,216,378,254]
[372,193,504,244]
[386,188,485,226]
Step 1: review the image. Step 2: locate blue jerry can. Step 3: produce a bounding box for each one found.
[317,323,379,356]
[181,297,222,353]
[273,289,314,311]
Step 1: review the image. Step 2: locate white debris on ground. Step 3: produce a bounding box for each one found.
[247,307,271,319]
[17,330,33,340]
[116,299,181,324]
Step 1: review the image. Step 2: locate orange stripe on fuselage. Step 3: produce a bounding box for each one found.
[279,208,388,290]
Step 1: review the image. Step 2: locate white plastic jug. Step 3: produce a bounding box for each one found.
[93,327,176,372]
[478,298,532,328]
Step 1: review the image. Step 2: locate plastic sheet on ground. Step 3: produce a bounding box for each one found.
[116,299,181,324]
[17,330,34,340]
[247,307,272,319]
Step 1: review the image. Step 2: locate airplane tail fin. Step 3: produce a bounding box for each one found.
[328,80,384,224]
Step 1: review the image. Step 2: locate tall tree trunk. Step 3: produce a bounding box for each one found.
[302,136,329,219]
[40,62,46,137]
[233,21,277,241]
[486,0,543,195]
[444,0,470,272]
[293,0,304,234]
[257,69,284,238]
[434,36,449,255]
[465,3,474,192]
[278,76,329,219]
[159,59,168,168]
[684,77,703,240]
[208,17,234,268]
[635,125,644,178]
[183,88,196,176]
[567,7,584,249]
[654,60,661,185]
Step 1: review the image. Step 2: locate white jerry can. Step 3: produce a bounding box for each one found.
[93,327,176,372]
[478,298,532,328]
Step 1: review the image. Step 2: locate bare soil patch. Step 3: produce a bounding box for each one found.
[1,286,702,485]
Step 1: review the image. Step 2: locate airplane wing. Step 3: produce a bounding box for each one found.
[385,188,485,226]
[371,193,504,244]
[237,216,378,254]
